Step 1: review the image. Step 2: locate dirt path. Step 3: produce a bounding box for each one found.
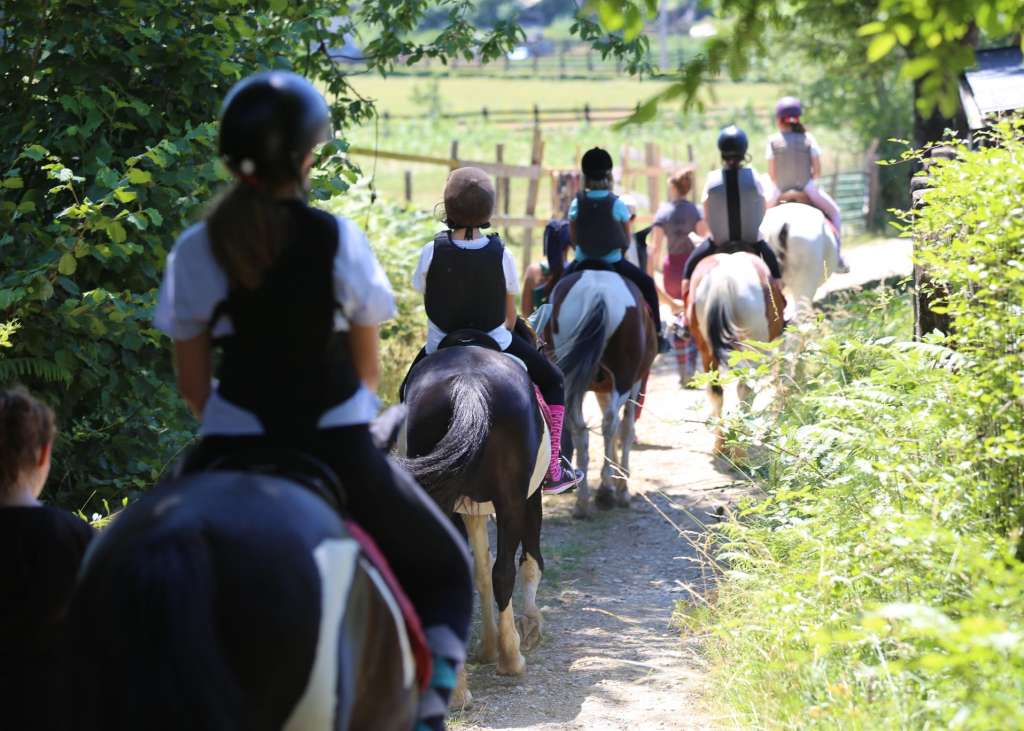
[450,239,910,730]
[450,359,752,731]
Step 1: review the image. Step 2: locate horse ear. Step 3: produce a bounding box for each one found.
[778,223,789,251]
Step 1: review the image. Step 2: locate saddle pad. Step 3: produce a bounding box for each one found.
[343,520,433,692]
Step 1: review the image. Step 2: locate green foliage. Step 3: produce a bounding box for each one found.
[0,1,528,511]
[693,123,1024,727]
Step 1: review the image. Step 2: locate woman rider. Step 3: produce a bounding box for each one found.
[564,147,671,353]
[765,96,849,273]
[409,166,583,495]
[153,71,471,731]
[681,125,783,301]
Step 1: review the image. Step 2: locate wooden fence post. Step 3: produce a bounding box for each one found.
[645,142,661,212]
[865,138,880,225]
[403,170,412,205]
[522,127,544,275]
[494,144,505,216]
[687,143,696,203]
[449,140,459,168]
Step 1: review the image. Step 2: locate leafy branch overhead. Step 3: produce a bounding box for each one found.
[593,0,1024,123]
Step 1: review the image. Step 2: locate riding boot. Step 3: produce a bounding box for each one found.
[542,405,582,495]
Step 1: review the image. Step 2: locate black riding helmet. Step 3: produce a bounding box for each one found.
[581,147,614,179]
[717,125,749,161]
[219,71,332,184]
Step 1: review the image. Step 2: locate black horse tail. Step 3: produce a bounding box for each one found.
[399,375,490,512]
[705,292,741,368]
[556,296,608,409]
[72,530,242,731]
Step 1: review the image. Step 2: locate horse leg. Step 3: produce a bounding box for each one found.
[451,665,472,711]
[614,384,641,508]
[516,489,544,652]
[596,392,622,510]
[710,380,725,453]
[570,397,593,519]
[464,514,498,664]
[493,507,525,677]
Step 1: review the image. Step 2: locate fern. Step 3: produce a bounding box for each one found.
[0,357,73,385]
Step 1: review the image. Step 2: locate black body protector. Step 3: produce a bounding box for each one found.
[210,202,361,438]
[574,192,627,259]
[725,167,743,244]
[425,232,506,333]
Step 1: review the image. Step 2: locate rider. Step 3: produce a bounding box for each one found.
[564,147,670,353]
[409,166,583,495]
[521,218,572,318]
[153,71,471,731]
[765,96,849,273]
[0,387,93,731]
[650,167,708,308]
[681,125,783,301]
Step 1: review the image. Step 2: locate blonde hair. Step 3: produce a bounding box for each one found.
[668,167,694,198]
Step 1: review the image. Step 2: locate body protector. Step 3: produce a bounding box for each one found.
[209,202,361,437]
[574,192,627,259]
[705,167,765,245]
[425,232,507,333]
[770,132,813,192]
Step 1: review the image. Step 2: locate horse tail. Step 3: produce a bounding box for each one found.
[555,296,608,409]
[399,375,490,512]
[72,530,242,731]
[704,275,742,368]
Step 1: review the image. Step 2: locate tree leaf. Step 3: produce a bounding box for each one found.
[127,168,152,185]
[107,221,127,243]
[58,253,78,276]
[114,188,137,203]
[2,177,24,189]
[867,33,897,63]
[857,21,887,37]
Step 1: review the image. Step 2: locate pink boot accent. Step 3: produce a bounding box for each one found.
[547,405,566,481]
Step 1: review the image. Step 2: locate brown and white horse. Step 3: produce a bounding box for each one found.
[688,252,785,452]
[546,269,657,517]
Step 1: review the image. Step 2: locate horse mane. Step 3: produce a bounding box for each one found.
[398,375,491,512]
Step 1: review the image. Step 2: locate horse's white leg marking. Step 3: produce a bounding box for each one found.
[495,604,525,676]
[284,539,361,731]
[465,514,497,663]
[515,553,543,652]
[709,384,725,454]
[598,392,624,506]
[615,384,641,507]
[571,398,592,519]
[450,665,473,710]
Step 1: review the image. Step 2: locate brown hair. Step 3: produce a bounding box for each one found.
[669,167,694,197]
[0,386,55,496]
[206,183,290,290]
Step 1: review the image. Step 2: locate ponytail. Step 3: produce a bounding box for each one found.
[786,121,806,134]
[206,183,290,290]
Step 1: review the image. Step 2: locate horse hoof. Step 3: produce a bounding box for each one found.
[516,614,543,653]
[595,486,615,510]
[572,503,592,520]
[496,652,526,677]
[449,684,473,710]
[473,640,498,665]
[615,492,631,508]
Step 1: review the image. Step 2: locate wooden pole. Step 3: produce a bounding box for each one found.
[450,140,460,168]
[522,127,544,276]
[687,143,696,203]
[645,142,661,212]
[404,170,412,205]
[865,138,880,226]
[494,144,505,216]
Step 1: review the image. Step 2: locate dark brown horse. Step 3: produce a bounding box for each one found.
[399,333,549,706]
[545,269,657,517]
[68,458,420,731]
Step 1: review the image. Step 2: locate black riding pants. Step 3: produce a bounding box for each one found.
[565,258,663,334]
[683,240,783,280]
[181,424,473,653]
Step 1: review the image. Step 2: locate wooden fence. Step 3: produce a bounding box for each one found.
[347,133,880,271]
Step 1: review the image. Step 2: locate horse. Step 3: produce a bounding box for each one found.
[398,332,549,705]
[67,452,423,731]
[546,269,657,517]
[761,201,841,320]
[688,252,785,452]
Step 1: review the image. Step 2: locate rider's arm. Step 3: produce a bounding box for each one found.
[349,324,381,392]
[649,227,665,276]
[811,155,822,180]
[173,334,212,419]
[695,219,709,238]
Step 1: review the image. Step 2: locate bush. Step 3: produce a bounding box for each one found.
[694,121,1024,728]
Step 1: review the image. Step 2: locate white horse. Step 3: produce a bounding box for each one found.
[760,203,840,320]
[689,253,785,452]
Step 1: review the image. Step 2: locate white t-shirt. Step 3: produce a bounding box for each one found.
[765,131,822,160]
[153,215,396,436]
[412,235,518,353]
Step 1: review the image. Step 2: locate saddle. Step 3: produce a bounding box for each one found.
[437,328,501,352]
[777,188,812,206]
[713,240,763,257]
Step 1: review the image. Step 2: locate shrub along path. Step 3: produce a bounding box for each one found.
[450,239,912,729]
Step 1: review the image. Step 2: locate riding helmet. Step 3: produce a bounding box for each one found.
[581,147,614,179]
[775,96,803,122]
[219,71,333,183]
[717,125,749,161]
[443,167,495,228]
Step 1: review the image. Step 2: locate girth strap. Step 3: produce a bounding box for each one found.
[724,167,742,244]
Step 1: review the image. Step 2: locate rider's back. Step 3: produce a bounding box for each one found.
[767,131,819,192]
[703,167,765,244]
